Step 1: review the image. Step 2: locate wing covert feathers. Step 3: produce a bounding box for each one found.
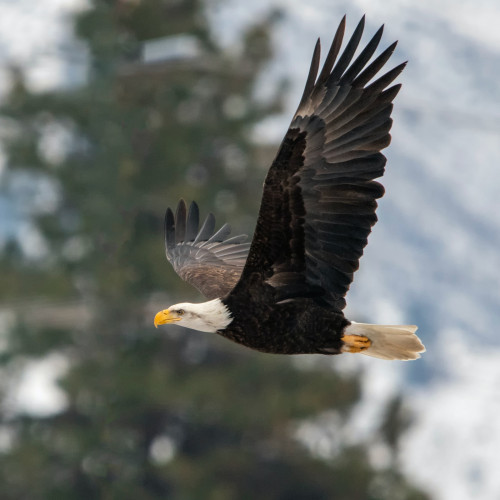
[165,200,250,299]
[241,16,405,312]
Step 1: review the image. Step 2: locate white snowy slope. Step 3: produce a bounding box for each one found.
[1,1,500,500]
[402,330,500,500]
[211,2,500,500]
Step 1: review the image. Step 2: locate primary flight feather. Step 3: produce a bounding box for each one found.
[154,16,425,360]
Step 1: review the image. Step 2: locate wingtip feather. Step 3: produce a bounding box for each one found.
[164,207,175,252]
[186,201,200,241]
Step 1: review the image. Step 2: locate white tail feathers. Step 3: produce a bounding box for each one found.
[345,322,425,361]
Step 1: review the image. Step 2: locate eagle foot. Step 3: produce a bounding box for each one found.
[341,334,371,353]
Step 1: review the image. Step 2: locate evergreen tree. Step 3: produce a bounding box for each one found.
[0,1,430,499]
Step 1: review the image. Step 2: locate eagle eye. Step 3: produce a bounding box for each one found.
[177,309,185,316]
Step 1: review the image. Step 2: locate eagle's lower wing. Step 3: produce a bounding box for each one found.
[239,16,404,312]
[165,200,250,299]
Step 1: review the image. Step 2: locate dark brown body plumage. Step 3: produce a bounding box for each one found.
[221,279,349,354]
[163,16,405,355]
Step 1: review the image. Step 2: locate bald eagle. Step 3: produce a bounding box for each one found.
[154,16,425,360]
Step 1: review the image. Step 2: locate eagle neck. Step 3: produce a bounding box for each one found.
[194,298,233,332]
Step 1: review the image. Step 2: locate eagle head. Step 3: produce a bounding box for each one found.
[154,299,232,333]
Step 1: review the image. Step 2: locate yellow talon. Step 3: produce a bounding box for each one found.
[341,334,371,353]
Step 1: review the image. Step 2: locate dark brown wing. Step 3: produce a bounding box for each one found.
[165,200,250,299]
[237,16,405,312]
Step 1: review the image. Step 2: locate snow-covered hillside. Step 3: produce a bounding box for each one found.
[214,2,500,499]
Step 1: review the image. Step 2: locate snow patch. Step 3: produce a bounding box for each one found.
[5,353,69,417]
[402,330,500,500]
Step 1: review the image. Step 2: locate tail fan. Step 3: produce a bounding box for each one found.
[344,322,425,360]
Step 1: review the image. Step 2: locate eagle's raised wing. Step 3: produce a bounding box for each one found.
[165,199,250,299]
[238,16,404,312]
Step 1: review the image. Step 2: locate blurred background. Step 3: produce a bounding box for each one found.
[0,0,499,499]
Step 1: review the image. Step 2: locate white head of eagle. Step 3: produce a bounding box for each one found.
[154,299,233,333]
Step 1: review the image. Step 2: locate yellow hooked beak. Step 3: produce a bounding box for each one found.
[154,309,182,328]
